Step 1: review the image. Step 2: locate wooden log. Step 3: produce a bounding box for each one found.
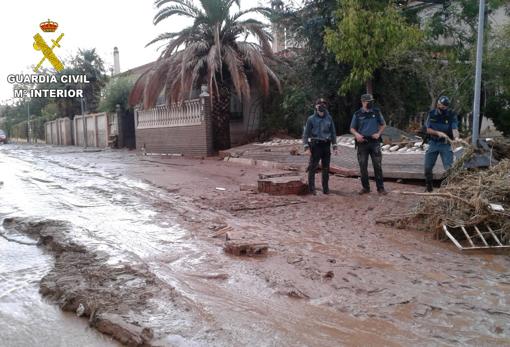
[328,164,358,177]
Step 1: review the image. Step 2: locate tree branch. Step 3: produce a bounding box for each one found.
[394,190,477,208]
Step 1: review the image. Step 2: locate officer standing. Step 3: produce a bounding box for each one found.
[350,94,387,195]
[424,96,459,192]
[303,98,338,195]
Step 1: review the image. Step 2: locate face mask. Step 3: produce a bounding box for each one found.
[366,101,373,109]
[318,105,326,113]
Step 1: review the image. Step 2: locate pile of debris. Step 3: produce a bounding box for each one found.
[382,143,510,246]
[491,137,510,161]
[381,142,425,153]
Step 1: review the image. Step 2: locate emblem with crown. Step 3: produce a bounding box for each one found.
[40,19,58,32]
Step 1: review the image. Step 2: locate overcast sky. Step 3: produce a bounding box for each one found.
[0,0,196,103]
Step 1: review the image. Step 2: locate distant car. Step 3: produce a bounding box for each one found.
[0,129,7,144]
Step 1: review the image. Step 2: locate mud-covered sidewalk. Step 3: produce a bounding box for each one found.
[1,144,509,346]
[222,136,447,180]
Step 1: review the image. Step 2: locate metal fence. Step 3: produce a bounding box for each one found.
[73,112,117,148]
[45,118,72,145]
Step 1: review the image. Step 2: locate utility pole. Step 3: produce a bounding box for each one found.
[471,0,485,147]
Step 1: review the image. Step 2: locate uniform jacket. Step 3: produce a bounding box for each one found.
[302,111,338,149]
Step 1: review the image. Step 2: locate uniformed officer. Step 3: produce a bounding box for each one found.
[424,96,459,192]
[303,98,338,195]
[350,94,387,195]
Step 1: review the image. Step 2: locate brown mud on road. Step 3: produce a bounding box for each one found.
[1,144,509,346]
[2,217,211,347]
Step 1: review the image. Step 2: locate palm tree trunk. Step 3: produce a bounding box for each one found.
[212,82,231,150]
[365,79,373,95]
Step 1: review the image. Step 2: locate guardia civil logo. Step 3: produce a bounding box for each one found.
[33,19,65,72]
[6,19,89,98]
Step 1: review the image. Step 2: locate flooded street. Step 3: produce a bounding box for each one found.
[0,236,119,346]
[1,144,509,346]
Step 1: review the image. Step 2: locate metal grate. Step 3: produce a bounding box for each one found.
[442,223,510,250]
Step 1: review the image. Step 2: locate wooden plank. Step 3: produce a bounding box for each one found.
[444,224,510,250]
[460,226,475,248]
[486,225,504,246]
[258,172,300,180]
[328,165,358,177]
[208,225,232,238]
[443,225,464,250]
[474,225,489,246]
[457,245,510,250]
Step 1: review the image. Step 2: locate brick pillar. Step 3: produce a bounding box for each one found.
[200,85,213,156]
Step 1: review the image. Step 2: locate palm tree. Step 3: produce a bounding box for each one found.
[129,0,281,150]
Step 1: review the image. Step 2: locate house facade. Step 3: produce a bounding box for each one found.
[121,58,264,156]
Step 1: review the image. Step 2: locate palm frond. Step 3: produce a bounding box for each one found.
[145,32,182,47]
[159,28,193,57]
[133,0,281,106]
[230,7,272,22]
[164,53,184,102]
[206,44,221,86]
[155,0,203,17]
[143,62,171,108]
[264,65,281,92]
[128,69,151,106]
[199,0,227,23]
[223,45,244,99]
[226,0,240,9]
[154,5,198,25]
[237,41,279,96]
[214,23,223,80]
[179,42,207,93]
[189,56,208,96]
[237,21,274,57]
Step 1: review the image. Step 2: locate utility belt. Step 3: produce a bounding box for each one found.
[429,137,450,145]
[309,138,331,145]
[357,136,382,144]
[355,135,381,149]
[363,136,382,143]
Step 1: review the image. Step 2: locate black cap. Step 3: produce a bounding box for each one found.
[438,96,450,106]
[361,94,374,102]
[315,98,328,105]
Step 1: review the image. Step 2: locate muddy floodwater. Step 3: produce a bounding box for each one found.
[0,236,119,346]
[1,144,509,346]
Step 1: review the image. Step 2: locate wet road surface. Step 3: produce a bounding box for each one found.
[1,144,509,346]
[0,236,119,347]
